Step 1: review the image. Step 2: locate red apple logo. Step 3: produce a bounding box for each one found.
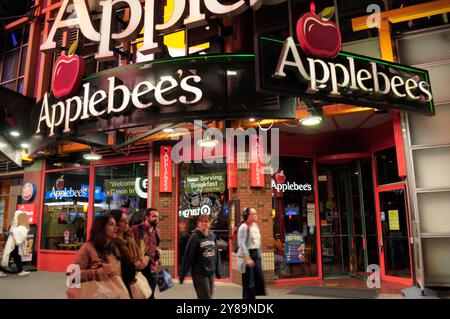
[296,3,341,59]
[56,175,65,190]
[52,53,85,99]
[275,171,286,184]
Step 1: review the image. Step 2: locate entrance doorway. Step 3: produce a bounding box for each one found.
[318,159,378,279]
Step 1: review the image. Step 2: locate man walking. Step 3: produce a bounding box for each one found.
[130,208,161,299]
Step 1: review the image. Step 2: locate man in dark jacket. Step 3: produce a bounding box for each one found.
[179,214,223,299]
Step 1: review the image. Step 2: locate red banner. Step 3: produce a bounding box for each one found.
[250,135,265,188]
[160,146,173,193]
[17,203,38,224]
[226,142,237,189]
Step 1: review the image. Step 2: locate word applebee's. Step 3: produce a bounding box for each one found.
[41,0,287,61]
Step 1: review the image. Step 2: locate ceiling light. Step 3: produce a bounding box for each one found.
[83,152,102,161]
[10,131,20,137]
[227,70,237,76]
[205,25,210,30]
[163,127,175,133]
[20,143,29,149]
[249,117,256,122]
[197,137,219,148]
[299,115,323,126]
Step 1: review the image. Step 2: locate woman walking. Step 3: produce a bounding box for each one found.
[237,207,266,300]
[70,215,129,298]
[109,210,150,298]
[179,214,223,299]
[0,211,31,277]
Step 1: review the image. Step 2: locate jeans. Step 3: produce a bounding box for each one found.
[192,273,215,299]
[141,264,158,299]
[242,249,266,300]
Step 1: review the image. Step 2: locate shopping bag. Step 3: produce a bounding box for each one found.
[130,272,151,299]
[157,268,174,292]
[67,275,130,299]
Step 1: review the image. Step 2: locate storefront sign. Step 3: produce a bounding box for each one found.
[52,54,85,99]
[307,203,316,227]
[160,146,173,193]
[31,56,296,143]
[178,205,211,218]
[17,203,38,225]
[45,185,89,200]
[21,183,37,202]
[105,177,148,198]
[41,0,287,61]
[250,134,265,187]
[256,35,435,115]
[284,232,305,264]
[184,173,226,194]
[272,171,313,192]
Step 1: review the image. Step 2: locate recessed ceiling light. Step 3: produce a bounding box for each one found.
[249,117,256,122]
[10,131,20,137]
[20,143,29,148]
[83,152,102,161]
[197,138,219,148]
[227,70,237,76]
[299,115,323,126]
[163,128,175,133]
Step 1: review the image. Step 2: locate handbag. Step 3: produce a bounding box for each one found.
[130,271,151,299]
[157,268,174,292]
[67,275,131,299]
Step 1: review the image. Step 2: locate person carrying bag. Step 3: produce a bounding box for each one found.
[67,215,130,299]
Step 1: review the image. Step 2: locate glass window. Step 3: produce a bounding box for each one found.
[177,161,230,279]
[19,45,28,76]
[41,169,89,250]
[375,147,401,185]
[273,157,317,279]
[2,50,19,82]
[93,163,148,221]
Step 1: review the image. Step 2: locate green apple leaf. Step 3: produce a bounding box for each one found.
[318,6,335,21]
[68,39,79,56]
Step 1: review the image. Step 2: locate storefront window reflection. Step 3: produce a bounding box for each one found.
[41,170,89,250]
[93,163,148,223]
[272,157,317,279]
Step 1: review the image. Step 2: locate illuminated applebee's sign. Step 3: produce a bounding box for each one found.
[36,73,203,136]
[41,0,287,61]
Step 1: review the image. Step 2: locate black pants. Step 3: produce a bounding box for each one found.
[242,249,266,300]
[141,265,158,299]
[192,273,214,299]
[10,246,23,273]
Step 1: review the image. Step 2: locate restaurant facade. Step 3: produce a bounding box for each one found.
[1,0,449,290]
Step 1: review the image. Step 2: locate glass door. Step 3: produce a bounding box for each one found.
[378,187,412,282]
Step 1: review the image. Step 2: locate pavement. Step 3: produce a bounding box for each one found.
[0,271,408,299]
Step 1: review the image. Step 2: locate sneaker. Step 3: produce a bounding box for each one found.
[18,271,31,277]
[0,271,6,277]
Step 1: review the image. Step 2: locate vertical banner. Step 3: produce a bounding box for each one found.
[226,141,237,189]
[250,134,265,188]
[160,146,173,193]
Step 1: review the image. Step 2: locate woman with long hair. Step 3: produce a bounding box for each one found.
[0,211,31,277]
[179,214,223,299]
[109,210,150,298]
[74,215,120,282]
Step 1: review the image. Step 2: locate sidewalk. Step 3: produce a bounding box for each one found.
[0,271,405,299]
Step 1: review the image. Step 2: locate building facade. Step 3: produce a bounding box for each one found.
[0,0,449,289]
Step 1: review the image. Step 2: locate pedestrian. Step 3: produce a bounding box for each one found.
[69,215,129,299]
[109,210,150,298]
[179,214,223,299]
[130,208,161,299]
[0,210,31,277]
[237,207,266,299]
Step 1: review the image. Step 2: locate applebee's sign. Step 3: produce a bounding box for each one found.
[41,0,287,61]
[256,11,435,115]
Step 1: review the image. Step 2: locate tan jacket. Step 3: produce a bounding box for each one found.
[75,242,121,282]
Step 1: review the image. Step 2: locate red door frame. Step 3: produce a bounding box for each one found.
[371,150,414,286]
[36,153,150,271]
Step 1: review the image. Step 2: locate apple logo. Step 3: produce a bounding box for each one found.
[275,170,286,184]
[51,40,85,99]
[56,175,65,190]
[296,3,341,59]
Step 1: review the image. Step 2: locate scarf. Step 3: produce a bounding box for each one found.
[114,232,142,264]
